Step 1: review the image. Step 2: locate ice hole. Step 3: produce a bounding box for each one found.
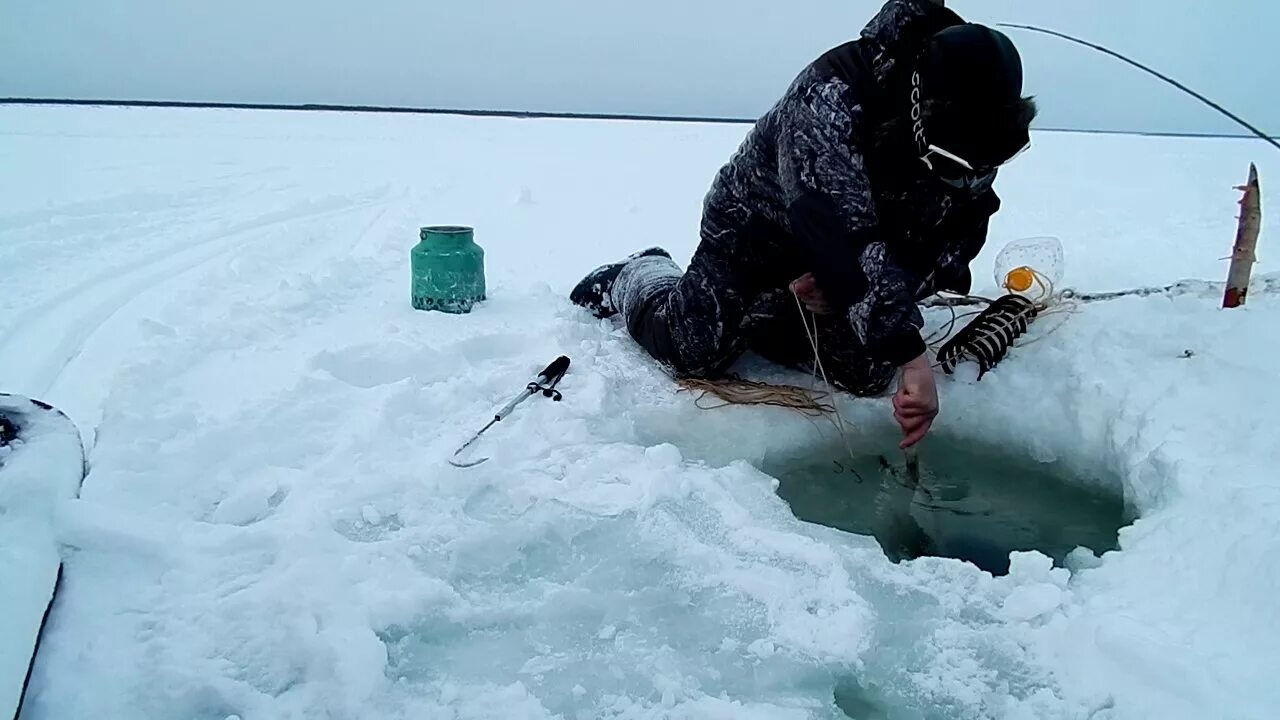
[760,434,1133,575]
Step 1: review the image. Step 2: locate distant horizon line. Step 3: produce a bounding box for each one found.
[2,97,1275,141]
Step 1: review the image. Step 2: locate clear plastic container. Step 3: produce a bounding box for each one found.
[992,236,1064,299]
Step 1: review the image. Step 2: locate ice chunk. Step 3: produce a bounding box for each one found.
[1007,551,1055,583]
[644,443,684,466]
[1065,546,1104,572]
[1001,583,1065,621]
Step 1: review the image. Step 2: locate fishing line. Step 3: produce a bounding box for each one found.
[997,23,1280,153]
[794,292,861,474]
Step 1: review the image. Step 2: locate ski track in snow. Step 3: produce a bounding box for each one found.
[3,105,1280,720]
[0,195,389,401]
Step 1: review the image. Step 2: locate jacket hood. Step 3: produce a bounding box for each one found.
[859,0,965,85]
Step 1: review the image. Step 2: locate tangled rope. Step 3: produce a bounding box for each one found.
[671,291,851,420]
[671,294,862,472]
[675,376,835,417]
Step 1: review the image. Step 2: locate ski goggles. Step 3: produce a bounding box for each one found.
[920,140,1030,191]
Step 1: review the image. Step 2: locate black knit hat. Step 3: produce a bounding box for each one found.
[916,23,1030,168]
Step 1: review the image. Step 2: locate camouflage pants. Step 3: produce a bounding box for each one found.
[609,212,897,397]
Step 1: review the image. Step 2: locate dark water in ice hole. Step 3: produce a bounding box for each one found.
[762,437,1132,576]
[761,440,1132,717]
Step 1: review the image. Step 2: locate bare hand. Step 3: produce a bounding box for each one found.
[789,273,833,315]
[894,354,938,449]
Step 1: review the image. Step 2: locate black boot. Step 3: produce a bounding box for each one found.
[570,247,671,318]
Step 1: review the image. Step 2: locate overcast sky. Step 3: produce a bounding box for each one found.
[2,0,1275,136]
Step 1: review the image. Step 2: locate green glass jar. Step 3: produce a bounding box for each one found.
[411,225,486,313]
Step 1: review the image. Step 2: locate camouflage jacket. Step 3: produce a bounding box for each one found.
[705,0,1001,366]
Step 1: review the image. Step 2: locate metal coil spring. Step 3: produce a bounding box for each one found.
[936,294,1039,379]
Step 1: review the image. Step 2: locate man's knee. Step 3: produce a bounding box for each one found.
[624,291,679,365]
[625,289,743,378]
[614,253,745,377]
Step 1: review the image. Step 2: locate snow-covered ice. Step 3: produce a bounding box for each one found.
[3,105,1280,719]
[0,395,84,717]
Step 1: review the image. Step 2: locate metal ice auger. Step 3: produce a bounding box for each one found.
[449,355,571,468]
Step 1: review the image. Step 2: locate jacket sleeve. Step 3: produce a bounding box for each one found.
[931,187,1001,295]
[776,73,926,367]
